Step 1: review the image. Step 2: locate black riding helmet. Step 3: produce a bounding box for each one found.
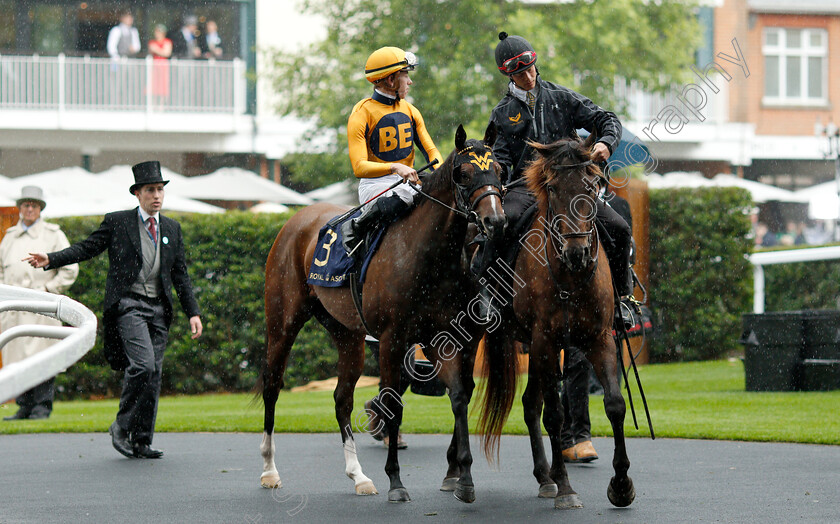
[494,32,537,76]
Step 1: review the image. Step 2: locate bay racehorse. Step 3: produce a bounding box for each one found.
[482,134,635,509]
[259,124,513,503]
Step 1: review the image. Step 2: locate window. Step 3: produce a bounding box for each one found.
[763,27,827,105]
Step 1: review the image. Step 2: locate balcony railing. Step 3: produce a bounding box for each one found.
[0,54,246,115]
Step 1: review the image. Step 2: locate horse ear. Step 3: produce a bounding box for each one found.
[582,130,597,151]
[455,124,466,151]
[484,121,497,147]
[527,139,550,157]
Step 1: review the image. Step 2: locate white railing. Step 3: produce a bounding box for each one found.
[750,246,840,313]
[0,53,246,114]
[0,284,97,403]
[615,76,725,124]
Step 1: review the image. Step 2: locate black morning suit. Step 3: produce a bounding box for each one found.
[46,207,199,444]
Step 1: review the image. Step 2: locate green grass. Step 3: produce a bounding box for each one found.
[2,360,838,444]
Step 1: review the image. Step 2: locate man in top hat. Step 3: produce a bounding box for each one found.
[1,186,78,420]
[24,162,203,458]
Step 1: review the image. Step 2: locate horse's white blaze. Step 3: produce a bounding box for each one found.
[343,438,377,495]
[260,431,282,488]
[489,193,502,216]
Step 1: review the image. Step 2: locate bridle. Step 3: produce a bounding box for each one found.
[410,143,503,236]
[542,151,601,285]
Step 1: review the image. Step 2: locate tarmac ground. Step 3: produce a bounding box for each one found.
[1,433,838,523]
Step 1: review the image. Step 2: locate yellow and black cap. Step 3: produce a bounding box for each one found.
[365,46,418,83]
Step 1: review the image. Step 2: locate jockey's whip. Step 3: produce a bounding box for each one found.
[326,159,439,228]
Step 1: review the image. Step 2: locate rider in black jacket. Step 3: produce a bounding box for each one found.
[484,32,639,327]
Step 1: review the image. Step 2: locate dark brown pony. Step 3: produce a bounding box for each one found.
[259,124,512,504]
[483,134,635,509]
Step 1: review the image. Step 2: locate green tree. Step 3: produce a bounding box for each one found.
[267,0,701,186]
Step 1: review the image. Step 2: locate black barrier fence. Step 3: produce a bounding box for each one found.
[740,310,840,392]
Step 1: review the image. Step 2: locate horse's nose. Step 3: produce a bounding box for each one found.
[565,245,590,271]
[483,215,507,241]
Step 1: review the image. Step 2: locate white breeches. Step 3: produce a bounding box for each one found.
[357,175,416,207]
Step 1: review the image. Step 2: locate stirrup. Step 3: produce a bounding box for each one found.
[622,295,643,315]
[616,296,642,330]
[476,286,498,322]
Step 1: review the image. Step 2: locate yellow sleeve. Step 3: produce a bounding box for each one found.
[411,106,443,169]
[347,104,392,179]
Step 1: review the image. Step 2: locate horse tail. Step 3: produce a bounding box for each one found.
[477,326,518,463]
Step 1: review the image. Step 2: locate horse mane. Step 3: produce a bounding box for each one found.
[413,150,455,204]
[523,138,603,216]
[412,138,488,204]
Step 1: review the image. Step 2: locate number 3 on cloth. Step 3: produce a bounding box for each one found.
[313,229,338,267]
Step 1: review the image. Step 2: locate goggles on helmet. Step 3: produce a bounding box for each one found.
[402,51,418,71]
[498,50,537,74]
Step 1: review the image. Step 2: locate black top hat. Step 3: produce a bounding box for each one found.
[130,161,169,194]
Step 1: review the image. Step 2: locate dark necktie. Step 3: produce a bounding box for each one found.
[148,216,157,244]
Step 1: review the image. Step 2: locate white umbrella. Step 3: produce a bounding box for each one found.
[794,180,840,220]
[249,202,290,214]
[304,180,358,206]
[0,174,20,206]
[711,174,809,204]
[9,166,223,217]
[97,165,191,195]
[645,171,717,189]
[179,168,314,205]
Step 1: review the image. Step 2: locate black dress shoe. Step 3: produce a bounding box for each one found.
[28,408,51,420]
[3,410,31,421]
[109,421,135,458]
[133,443,164,459]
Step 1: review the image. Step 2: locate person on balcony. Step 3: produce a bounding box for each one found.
[170,16,201,60]
[199,20,223,59]
[106,11,141,60]
[148,24,173,106]
[1,186,78,421]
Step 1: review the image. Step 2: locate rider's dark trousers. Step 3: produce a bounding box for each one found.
[561,346,592,449]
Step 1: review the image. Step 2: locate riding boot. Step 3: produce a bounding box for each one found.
[472,236,502,321]
[341,194,409,256]
[615,265,641,330]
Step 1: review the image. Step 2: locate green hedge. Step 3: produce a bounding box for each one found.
[648,187,753,362]
[760,244,840,311]
[52,212,346,400]
[48,186,758,397]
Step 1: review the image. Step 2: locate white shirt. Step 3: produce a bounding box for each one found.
[106,23,140,59]
[138,208,161,242]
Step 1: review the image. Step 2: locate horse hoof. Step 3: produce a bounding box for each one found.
[355,480,378,496]
[260,473,282,489]
[440,476,458,492]
[554,493,584,510]
[538,483,558,498]
[607,476,635,507]
[454,483,475,504]
[388,488,411,503]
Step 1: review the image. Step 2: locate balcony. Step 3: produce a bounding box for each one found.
[0,54,249,135]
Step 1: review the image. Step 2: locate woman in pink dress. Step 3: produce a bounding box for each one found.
[148,24,172,105]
